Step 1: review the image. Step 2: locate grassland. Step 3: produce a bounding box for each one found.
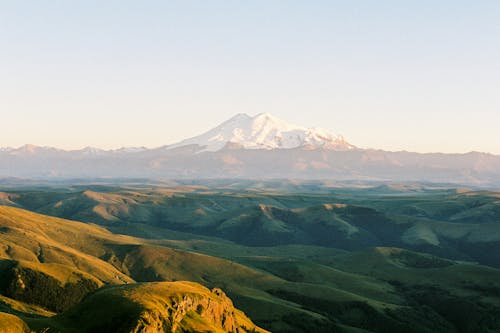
[0,184,499,332]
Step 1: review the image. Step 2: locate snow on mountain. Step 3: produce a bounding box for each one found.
[1,113,353,154]
[8,144,62,155]
[0,145,150,156]
[113,147,148,154]
[76,146,107,156]
[167,113,355,152]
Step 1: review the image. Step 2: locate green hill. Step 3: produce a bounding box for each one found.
[0,185,500,333]
[28,281,268,333]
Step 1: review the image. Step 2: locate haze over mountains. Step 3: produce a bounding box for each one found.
[1,113,499,186]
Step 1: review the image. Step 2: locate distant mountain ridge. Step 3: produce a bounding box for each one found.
[1,144,148,156]
[1,113,499,186]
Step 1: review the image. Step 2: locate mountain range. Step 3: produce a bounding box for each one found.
[1,113,499,186]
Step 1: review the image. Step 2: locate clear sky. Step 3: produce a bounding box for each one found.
[1,1,499,153]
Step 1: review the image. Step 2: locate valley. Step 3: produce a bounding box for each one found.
[0,182,499,332]
[4,0,499,331]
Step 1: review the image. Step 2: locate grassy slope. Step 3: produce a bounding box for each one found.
[0,205,135,284]
[0,186,500,332]
[0,206,273,332]
[28,281,268,333]
[0,312,30,333]
[0,206,337,331]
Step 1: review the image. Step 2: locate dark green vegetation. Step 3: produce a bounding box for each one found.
[0,182,499,332]
[0,261,99,313]
[0,206,267,333]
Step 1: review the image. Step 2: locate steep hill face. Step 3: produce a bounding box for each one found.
[0,312,30,333]
[1,191,500,333]
[32,282,268,333]
[0,260,100,313]
[0,206,272,332]
[0,205,344,332]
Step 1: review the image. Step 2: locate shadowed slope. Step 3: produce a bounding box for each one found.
[1,200,500,332]
[29,281,268,333]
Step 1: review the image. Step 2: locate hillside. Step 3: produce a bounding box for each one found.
[28,281,267,333]
[0,206,269,332]
[3,187,499,267]
[1,186,500,333]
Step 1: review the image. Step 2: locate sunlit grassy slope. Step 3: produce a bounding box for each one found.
[27,281,268,333]
[4,187,499,268]
[0,206,269,332]
[0,184,500,332]
[0,312,31,333]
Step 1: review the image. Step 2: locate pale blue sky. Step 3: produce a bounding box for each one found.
[1,1,499,153]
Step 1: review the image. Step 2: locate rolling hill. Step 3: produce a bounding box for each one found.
[27,281,268,333]
[3,186,499,268]
[0,187,500,333]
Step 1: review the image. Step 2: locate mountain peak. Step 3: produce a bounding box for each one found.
[168,113,355,152]
[18,144,39,153]
[225,113,252,122]
[254,112,277,120]
[8,144,60,155]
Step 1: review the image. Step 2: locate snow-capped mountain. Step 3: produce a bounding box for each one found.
[6,144,62,155]
[1,113,499,185]
[0,145,148,157]
[114,147,148,154]
[76,147,107,156]
[167,113,355,152]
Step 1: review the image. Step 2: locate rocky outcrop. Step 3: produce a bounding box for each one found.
[49,281,269,333]
[132,287,255,333]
